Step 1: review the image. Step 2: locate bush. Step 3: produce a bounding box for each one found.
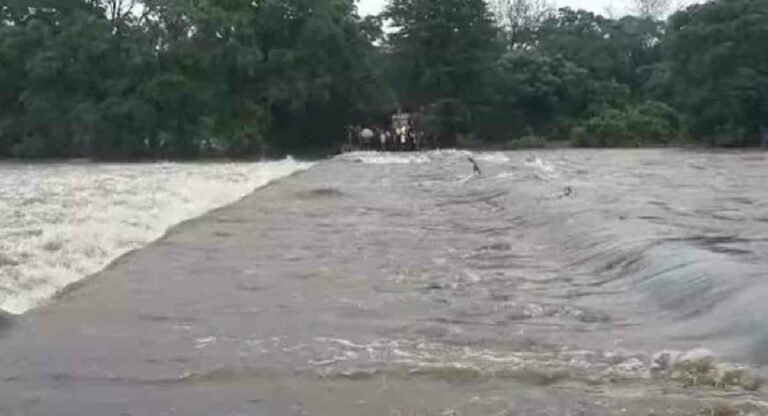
[571,101,680,147]
[456,133,485,148]
[707,125,752,147]
[508,135,546,149]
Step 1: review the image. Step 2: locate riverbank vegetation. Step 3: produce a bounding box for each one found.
[0,0,766,158]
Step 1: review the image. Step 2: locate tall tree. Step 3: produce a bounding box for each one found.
[666,0,768,144]
[0,0,381,158]
[384,0,497,143]
[631,0,672,19]
[493,0,553,49]
[539,8,664,92]
[476,49,590,140]
[385,0,496,103]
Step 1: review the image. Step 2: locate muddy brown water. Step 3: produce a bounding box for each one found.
[1,149,768,415]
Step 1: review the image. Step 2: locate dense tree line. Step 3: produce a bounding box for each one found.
[0,0,381,158]
[0,0,766,158]
[380,0,768,147]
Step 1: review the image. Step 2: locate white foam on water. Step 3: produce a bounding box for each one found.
[338,151,431,165]
[524,156,556,173]
[493,172,516,179]
[430,149,472,159]
[0,158,313,314]
[474,153,511,164]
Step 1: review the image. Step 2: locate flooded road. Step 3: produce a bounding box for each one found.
[1,149,767,415]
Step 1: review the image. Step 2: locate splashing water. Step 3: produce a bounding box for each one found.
[0,158,312,314]
[2,149,768,414]
[337,151,431,165]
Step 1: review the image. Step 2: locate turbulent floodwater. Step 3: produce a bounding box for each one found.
[0,159,312,314]
[1,149,768,415]
[337,150,768,368]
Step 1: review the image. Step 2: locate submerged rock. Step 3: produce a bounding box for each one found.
[715,366,761,390]
[652,348,761,391]
[651,350,681,373]
[710,400,738,416]
[676,348,717,373]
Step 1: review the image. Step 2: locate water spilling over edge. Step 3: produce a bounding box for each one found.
[0,158,313,314]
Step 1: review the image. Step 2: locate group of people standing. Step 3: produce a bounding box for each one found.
[345,124,436,152]
[345,126,421,152]
[342,109,445,152]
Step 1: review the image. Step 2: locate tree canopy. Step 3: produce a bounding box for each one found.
[0,0,766,158]
[666,0,768,145]
[0,0,377,158]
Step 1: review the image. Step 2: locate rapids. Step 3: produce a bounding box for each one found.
[1,149,768,415]
[0,158,313,313]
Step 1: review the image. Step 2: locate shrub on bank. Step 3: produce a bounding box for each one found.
[507,135,547,149]
[571,101,681,147]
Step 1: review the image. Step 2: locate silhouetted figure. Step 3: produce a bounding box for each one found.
[379,129,387,151]
[467,157,482,175]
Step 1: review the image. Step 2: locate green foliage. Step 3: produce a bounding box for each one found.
[539,9,664,92]
[508,134,547,149]
[384,0,496,144]
[385,0,496,100]
[477,49,589,140]
[572,101,680,147]
[665,0,768,145]
[0,0,378,158]
[2,0,768,157]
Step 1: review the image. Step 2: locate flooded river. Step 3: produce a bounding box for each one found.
[0,159,312,313]
[0,149,767,415]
